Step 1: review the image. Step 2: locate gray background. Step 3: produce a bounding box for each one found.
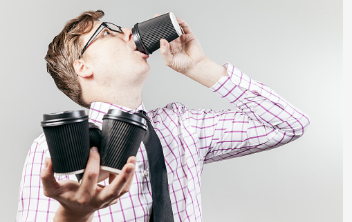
[0,0,342,221]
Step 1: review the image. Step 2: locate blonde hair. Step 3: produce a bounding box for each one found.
[44,10,105,108]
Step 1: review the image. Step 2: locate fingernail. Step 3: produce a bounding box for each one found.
[163,40,167,46]
[131,158,136,164]
[92,147,98,152]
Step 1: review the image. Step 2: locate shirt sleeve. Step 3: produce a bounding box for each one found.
[16,135,58,222]
[184,62,311,164]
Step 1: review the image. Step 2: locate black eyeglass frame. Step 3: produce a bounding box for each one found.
[79,22,123,59]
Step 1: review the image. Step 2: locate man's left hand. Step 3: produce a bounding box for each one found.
[155,13,207,76]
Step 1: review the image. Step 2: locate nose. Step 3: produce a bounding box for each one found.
[121,27,133,42]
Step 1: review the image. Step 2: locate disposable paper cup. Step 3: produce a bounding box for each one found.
[132,12,183,55]
[100,109,147,174]
[41,110,89,175]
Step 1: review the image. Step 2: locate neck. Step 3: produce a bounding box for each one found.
[106,87,143,109]
[88,84,143,110]
[110,91,142,109]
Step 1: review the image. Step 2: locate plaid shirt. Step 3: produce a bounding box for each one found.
[16,62,310,222]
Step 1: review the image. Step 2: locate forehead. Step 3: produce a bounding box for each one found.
[81,20,103,44]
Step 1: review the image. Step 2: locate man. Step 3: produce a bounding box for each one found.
[16,9,310,222]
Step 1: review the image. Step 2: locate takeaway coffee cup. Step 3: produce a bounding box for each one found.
[100,109,147,174]
[41,110,90,175]
[132,12,183,55]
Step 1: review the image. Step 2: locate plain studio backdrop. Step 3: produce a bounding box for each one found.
[0,0,341,221]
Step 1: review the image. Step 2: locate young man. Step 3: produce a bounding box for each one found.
[16,10,310,222]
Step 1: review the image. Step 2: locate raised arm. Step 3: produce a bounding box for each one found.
[182,62,310,163]
[156,13,310,163]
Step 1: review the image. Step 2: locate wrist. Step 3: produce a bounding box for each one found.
[183,56,209,77]
[184,57,229,88]
[54,205,94,222]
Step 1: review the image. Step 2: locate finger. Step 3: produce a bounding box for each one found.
[154,11,170,18]
[179,33,196,43]
[127,156,137,165]
[111,161,136,195]
[97,184,105,189]
[176,17,193,35]
[118,157,137,195]
[119,171,136,197]
[40,157,61,198]
[98,157,136,200]
[160,39,173,66]
[109,173,117,184]
[79,147,100,195]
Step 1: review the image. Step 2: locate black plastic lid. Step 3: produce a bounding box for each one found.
[103,109,147,130]
[41,110,88,127]
[132,24,151,55]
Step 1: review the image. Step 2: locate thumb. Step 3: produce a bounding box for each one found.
[40,157,60,198]
[160,39,173,66]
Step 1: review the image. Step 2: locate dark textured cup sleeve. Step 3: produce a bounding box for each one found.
[132,12,182,55]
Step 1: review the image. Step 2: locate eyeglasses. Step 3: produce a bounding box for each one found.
[79,22,123,59]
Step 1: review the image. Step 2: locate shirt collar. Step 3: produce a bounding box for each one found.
[88,101,147,129]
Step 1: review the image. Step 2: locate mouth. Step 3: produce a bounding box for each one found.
[134,47,149,59]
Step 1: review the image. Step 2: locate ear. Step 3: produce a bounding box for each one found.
[73,59,93,78]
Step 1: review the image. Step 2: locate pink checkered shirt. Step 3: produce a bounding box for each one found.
[16,62,310,222]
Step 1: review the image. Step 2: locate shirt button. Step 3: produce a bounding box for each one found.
[144,170,148,177]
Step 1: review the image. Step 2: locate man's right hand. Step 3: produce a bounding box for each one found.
[40,147,136,222]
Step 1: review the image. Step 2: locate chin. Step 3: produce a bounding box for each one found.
[129,61,150,83]
[140,61,151,74]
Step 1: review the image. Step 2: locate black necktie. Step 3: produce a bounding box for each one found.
[136,110,174,222]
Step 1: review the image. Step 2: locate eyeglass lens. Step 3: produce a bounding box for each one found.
[105,23,121,32]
